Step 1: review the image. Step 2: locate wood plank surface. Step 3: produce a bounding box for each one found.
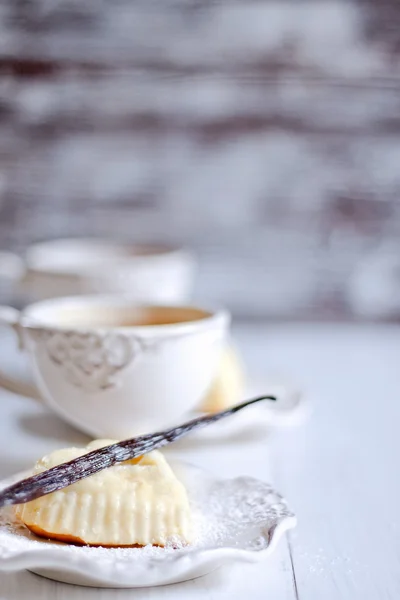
[241,323,400,599]
[1,1,400,319]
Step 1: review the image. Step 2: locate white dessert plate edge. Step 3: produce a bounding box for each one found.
[0,462,296,588]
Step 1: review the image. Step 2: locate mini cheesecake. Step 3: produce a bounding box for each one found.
[200,345,245,413]
[15,440,192,547]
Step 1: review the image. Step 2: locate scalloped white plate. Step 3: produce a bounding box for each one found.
[0,463,296,588]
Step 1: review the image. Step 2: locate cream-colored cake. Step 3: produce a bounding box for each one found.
[14,440,192,547]
[200,344,245,413]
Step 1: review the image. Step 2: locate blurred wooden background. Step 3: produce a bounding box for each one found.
[1,0,400,319]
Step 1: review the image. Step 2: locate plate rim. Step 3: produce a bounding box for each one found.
[0,465,296,586]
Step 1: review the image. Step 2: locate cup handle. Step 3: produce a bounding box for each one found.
[0,306,42,402]
[0,252,25,281]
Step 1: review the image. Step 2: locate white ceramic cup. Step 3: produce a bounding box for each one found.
[0,297,229,438]
[0,239,195,303]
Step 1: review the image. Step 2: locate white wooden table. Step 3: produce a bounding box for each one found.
[0,323,399,599]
